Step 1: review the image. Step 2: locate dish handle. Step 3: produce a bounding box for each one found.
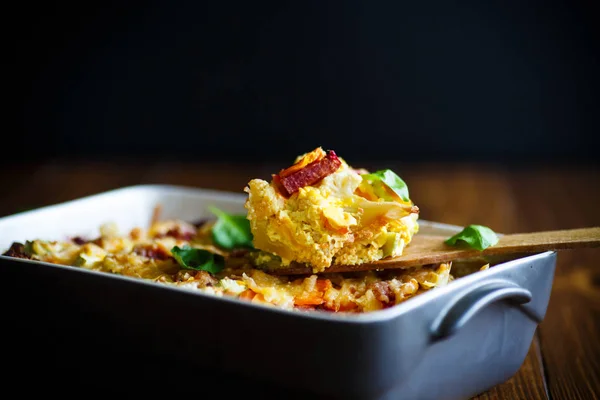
[429,279,543,342]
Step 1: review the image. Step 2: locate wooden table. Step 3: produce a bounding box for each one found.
[1,160,598,399]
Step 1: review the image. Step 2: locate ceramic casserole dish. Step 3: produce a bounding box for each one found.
[0,185,556,399]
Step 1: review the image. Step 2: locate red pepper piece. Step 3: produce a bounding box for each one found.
[279,150,341,196]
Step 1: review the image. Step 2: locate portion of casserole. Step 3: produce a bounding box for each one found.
[245,147,419,273]
[2,213,452,313]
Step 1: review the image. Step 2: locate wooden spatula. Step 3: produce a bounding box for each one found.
[264,227,600,275]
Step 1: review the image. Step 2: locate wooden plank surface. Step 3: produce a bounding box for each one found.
[404,164,550,400]
[509,169,600,400]
[0,161,598,399]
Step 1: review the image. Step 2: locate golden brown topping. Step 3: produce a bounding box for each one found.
[370,281,396,305]
[133,244,172,260]
[2,242,31,259]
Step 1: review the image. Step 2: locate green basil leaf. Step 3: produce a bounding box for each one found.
[361,169,410,202]
[209,206,254,250]
[171,245,224,274]
[444,225,499,251]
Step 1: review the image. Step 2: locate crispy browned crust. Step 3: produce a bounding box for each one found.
[2,242,31,259]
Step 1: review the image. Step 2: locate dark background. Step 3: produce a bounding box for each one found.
[9,0,600,166]
[4,3,600,395]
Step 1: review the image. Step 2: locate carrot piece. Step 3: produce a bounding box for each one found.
[294,296,324,306]
[251,293,266,304]
[239,289,256,301]
[278,148,326,178]
[316,279,332,292]
[337,302,358,312]
[294,279,332,306]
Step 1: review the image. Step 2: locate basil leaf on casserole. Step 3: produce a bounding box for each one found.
[444,225,499,251]
[361,169,410,202]
[171,245,225,274]
[209,206,254,250]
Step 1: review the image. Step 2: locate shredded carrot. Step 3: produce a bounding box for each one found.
[337,303,358,312]
[251,293,266,304]
[238,289,256,301]
[316,279,333,292]
[278,147,326,178]
[294,296,324,306]
[294,279,332,306]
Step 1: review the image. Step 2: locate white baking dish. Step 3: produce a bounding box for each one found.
[0,184,556,399]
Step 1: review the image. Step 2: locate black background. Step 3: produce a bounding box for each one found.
[9,1,600,165]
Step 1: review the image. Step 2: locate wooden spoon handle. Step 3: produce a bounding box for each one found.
[265,227,600,275]
[493,227,600,252]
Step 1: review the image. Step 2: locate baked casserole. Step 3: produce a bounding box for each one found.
[1,147,480,313]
